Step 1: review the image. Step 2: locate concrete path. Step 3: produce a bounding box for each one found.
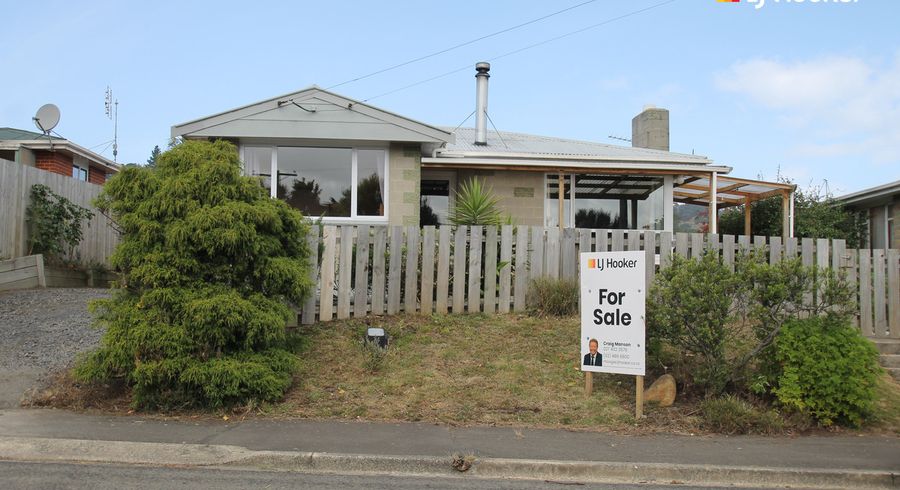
[0,408,897,488]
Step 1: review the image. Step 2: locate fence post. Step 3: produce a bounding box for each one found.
[484,225,498,313]
[420,226,436,315]
[468,226,483,313]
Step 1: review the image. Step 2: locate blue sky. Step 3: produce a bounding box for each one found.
[2,0,897,194]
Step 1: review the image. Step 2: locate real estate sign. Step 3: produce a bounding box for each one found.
[579,251,646,376]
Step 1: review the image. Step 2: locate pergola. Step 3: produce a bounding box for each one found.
[673,175,796,237]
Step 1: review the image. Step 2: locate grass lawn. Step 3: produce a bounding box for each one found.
[276,313,638,429]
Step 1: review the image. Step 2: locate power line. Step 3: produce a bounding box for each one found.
[326,0,598,91]
[363,0,677,102]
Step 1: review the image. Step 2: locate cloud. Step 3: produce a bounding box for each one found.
[714,54,900,166]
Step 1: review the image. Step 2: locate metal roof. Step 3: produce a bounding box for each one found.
[440,127,713,165]
[673,175,795,208]
[0,127,64,141]
[836,179,900,208]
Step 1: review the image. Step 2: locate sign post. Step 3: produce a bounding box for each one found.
[579,251,646,419]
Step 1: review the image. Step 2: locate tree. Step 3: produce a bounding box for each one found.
[146,145,161,167]
[76,140,314,409]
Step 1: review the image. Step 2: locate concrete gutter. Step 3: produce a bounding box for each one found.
[0,436,895,489]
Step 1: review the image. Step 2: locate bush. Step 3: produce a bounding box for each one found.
[75,140,313,409]
[773,316,881,427]
[700,395,784,435]
[526,277,579,317]
[26,184,94,262]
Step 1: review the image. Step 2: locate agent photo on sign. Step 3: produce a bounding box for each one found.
[583,338,602,366]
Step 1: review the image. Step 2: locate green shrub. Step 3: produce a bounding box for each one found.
[449,177,508,226]
[773,316,881,427]
[700,395,784,435]
[75,140,313,409]
[26,184,94,262]
[526,277,579,317]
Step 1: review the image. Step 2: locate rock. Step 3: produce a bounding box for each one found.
[644,374,676,407]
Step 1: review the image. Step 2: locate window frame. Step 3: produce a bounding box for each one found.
[240,144,389,224]
[72,165,88,181]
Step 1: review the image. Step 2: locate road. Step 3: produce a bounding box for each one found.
[0,461,778,490]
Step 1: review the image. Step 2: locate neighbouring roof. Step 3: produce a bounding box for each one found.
[440,127,714,165]
[837,179,900,208]
[171,86,455,144]
[0,127,118,172]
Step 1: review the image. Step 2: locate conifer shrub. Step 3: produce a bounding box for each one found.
[774,316,880,427]
[75,140,313,409]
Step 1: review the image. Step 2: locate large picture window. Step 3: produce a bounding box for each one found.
[242,145,387,221]
[545,173,665,230]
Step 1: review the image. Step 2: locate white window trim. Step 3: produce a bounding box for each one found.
[240,144,389,224]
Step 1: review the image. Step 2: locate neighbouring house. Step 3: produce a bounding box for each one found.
[838,180,899,249]
[0,127,118,185]
[171,63,793,234]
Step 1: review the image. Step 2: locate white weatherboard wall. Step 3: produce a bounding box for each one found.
[0,158,118,265]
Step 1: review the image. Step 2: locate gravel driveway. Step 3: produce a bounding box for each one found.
[0,288,108,408]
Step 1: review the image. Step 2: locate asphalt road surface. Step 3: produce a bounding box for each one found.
[0,461,787,490]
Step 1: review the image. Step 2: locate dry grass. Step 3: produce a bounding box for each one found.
[869,373,900,434]
[276,314,636,429]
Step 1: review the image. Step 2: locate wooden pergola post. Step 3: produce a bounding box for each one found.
[782,190,793,238]
[744,197,752,236]
[708,172,718,234]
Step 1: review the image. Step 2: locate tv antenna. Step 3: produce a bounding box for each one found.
[105,87,119,161]
[607,134,631,143]
[33,103,61,150]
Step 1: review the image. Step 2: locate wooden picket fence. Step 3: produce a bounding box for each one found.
[299,225,900,340]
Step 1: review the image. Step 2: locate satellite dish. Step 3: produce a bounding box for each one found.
[33,104,60,133]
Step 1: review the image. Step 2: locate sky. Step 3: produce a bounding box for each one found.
[2,0,898,195]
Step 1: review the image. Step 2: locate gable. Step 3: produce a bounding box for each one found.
[172,87,453,144]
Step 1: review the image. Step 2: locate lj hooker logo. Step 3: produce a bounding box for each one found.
[587,257,639,272]
[717,0,858,9]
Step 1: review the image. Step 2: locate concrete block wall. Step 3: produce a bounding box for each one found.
[388,143,420,226]
[457,169,545,226]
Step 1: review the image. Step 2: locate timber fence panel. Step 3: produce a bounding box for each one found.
[873,249,887,337]
[611,230,625,252]
[529,227,543,279]
[737,235,751,254]
[628,230,641,252]
[353,225,370,318]
[404,226,420,315]
[562,228,577,279]
[674,232,688,258]
[319,225,337,322]
[371,227,387,315]
[578,229,592,255]
[658,231,673,270]
[545,228,560,278]
[722,234,735,271]
[769,236,782,265]
[859,249,873,336]
[435,226,451,314]
[706,233,719,253]
[888,249,900,338]
[420,226,436,315]
[514,225,529,312]
[468,226,483,313]
[690,233,704,258]
[753,235,767,256]
[301,226,320,325]
[498,225,513,313]
[784,237,798,260]
[337,226,353,319]
[596,229,608,253]
[484,225,498,314]
[452,226,468,314]
[387,226,403,315]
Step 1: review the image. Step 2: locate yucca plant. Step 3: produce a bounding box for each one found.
[449,177,506,226]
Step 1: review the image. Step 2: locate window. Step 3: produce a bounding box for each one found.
[421,180,450,226]
[545,173,665,230]
[72,165,87,181]
[242,145,387,221]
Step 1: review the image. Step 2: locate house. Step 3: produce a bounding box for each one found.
[838,180,899,249]
[0,127,118,185]
[172,63,793,234]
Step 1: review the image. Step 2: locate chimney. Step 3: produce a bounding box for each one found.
[474,62,490,145]
[631,105,669,151]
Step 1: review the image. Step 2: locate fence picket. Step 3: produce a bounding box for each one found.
[753,235,766,255]
[545,228,560,278]
[784,237,798,259]
[337,226,353,319]
[353,225,370,318]
[706,233,719,253]
[873,249,887,337]
[675,232,688,258]
[801,238,815,312]
[596,229,608,253]
[722,234,735,271]
[578,229,592,255]
[658,231,673,270]
[420,226,436,314]
[387,226,403,315]
[816,239,830,309]
[690,233,704,259]
[371,227,387,315]
[769,236,782,265]
[301,226,320,325]
[562,228,577,279]
[611,230,625,252]
[514,225,529,312]
[319,226,337,321]
[644,231,656,288]
[435,226,451,314]
[404,226,420,314]
[888,249,900,339]
[484,226,498,313]
[859,249,873,336]
[529,227,543,279]
[737,235,751,254]
[452,226,468,313]
[628,230,641,252]
[499,225,513,313]
[468,226,483,313]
